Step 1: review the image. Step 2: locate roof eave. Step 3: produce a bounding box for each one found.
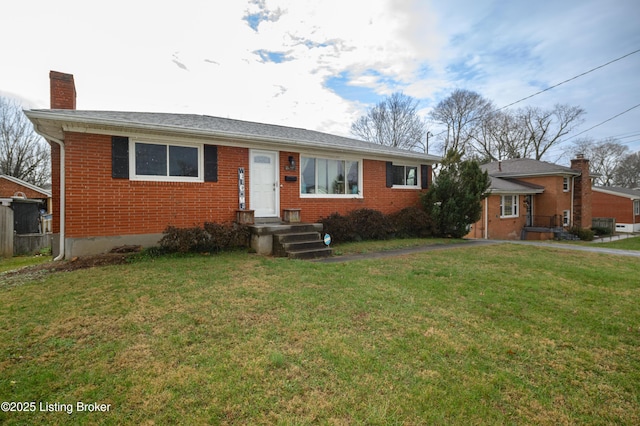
[592,187,640,200]
[0,174,52,197]
[488,188,545,195]
[24,110,441,164]
[489,170,580,178]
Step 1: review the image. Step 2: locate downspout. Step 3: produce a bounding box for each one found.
[35,125,65,261]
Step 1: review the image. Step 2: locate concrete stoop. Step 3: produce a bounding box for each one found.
[250,223,332,259]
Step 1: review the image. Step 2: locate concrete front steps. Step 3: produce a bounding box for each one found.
[249,222,332,259]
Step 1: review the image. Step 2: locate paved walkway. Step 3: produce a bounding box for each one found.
[316,238,640,263]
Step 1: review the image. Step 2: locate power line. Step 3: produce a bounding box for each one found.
[429,49,640,143]
[566,103,640,141]
[497,48,640,111]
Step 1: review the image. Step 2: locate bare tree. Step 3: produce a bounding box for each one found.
[429,89,493,155]
[350,92,426,151]
[471,109,529,161]
[613,151,640,188]
[570,137,629,186]
[0,97,50,186]
[520,104,585,160]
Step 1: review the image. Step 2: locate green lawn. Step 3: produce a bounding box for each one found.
[1,243,639,424]
[595,235,640,250]
[0,254,50,273]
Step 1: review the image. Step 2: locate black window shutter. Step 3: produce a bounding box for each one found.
[204,145,218,182]
[421,164,430,189]
[112,136,129,179]
[385,162,393,188]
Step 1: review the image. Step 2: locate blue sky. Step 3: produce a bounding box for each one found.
[1,0,639,160]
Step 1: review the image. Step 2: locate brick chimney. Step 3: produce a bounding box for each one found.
[49,71,76,109]
[571,154,592,229]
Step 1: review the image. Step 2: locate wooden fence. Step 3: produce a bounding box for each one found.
[592,217,616,234]
[1,204,52,257]
[0,205,14,257]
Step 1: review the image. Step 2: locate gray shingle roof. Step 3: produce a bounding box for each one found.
[593,186,640,199]
[481,158,579,177]
[488,176,545,194]
[26,109,440,163]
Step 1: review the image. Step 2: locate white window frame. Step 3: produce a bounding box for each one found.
[500,195,519,218]
[563,210,571,226]
[391,164,420,189]
[563,177,570,192]
[300,155,363,198]
[634,200,640,216]
[129,139,204,182]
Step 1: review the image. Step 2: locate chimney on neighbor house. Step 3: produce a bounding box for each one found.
[498,160,502,172]
[571,154,592,229]
[49,71,76,109]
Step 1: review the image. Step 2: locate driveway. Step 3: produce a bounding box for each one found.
[505,240,640,258]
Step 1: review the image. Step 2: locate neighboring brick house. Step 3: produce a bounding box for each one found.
[466,157,592,240]
[592,186,640,233]
[25,71,439,258]
[0,175,52,211]
[0,174,52,235]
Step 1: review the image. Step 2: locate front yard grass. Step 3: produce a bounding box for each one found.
[595,235,640,250]
[1,243,639,424]
[0,254,50,273]
[331,237,460,255]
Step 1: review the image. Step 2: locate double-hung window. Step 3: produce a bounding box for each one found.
[131,141,202,182]
[563,177,570,192]
[392,165,418,187]
[500,195,519,218]
[634,200,640,216]
[301,156,360,196]
[563,210,571,226]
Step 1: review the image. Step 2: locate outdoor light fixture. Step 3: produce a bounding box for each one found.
[285,155,296,171]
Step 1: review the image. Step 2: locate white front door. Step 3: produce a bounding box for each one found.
[250,150,279,217]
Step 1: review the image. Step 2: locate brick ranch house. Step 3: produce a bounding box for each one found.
[25,71,439,258]
[465,157,592,240]
[592,186,640,233]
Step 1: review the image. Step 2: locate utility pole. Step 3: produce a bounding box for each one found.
[426,132,432,154]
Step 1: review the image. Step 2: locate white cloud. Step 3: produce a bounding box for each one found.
[1,0,639,150]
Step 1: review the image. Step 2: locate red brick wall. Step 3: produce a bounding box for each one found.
[519,176,572,219]
[64,132,249,238]
[592,191,637,223]
[62,139,425,238]
[0,179,48,199]
[278,152,424,222]
[467,195,528,240]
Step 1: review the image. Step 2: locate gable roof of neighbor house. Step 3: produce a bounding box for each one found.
[593,186,640,200]
[481,158,581,178]
[0,174,52,198]
[24,109,441,164]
